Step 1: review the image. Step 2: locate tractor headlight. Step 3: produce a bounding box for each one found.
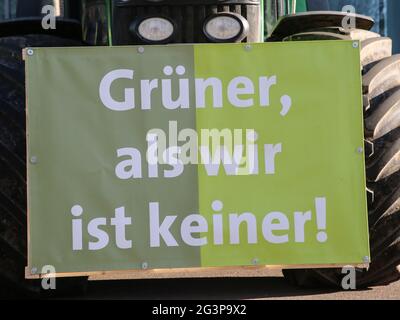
[130,16,175,43]
[203,13,249,42]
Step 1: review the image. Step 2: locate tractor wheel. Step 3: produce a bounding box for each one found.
[0,34,87,297]
[281,29,400,288]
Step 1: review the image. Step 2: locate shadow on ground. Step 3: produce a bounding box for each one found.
[74,277,356,300]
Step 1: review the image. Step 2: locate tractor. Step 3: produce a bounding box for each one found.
[0,0,399,296]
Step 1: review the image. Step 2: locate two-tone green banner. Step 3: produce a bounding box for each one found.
[26,41,369,275]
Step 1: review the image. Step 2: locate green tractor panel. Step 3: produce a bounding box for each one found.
[0,0,399,296]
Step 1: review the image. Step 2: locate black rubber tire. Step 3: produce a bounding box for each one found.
[0,34,87,298]
[281,29,400,288]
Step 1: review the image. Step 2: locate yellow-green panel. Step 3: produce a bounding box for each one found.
[194,41,369,267]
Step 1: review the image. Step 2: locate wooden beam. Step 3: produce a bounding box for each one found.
[25,263,369,280]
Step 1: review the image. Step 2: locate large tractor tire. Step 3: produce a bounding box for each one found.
[0,34,87,297]
[270,12,400,288]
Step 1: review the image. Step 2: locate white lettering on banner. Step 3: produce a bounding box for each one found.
[114,125,283,176]
[99,66,289,112]
[71,205,132,250]
[62,63,335,255]
[99,69,135,111]
[70,198,328,250]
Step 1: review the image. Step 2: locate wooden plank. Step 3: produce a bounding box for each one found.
[25,57,32,279]
[25,264,369,280]
[22,48,27,61]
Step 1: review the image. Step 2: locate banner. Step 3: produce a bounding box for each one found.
[25,42,369,275]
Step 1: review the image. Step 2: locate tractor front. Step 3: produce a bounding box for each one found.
[82,0,264,45]
[0,0,399,296]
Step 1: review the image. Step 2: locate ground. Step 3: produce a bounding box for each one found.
[72,269,400,300]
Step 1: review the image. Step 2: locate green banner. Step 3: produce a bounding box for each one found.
[26,42,369,275]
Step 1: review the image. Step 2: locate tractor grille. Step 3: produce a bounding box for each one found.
[112,3,260,45]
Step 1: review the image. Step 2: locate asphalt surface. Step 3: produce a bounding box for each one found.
[76,269,400,300]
